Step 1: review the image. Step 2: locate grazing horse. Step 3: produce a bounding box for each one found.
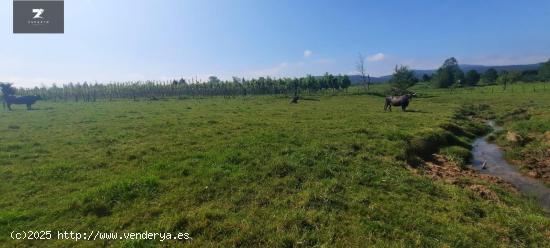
[5,95,41,110]
[384,93,415,112]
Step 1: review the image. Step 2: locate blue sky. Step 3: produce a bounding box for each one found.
[2,0,550,87]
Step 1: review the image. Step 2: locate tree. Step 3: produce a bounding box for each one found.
[539,59,550,82]
[520,70,538,82]
[389,65,418,95]
[333,74,342,90]
[321,73,338,92]
[305,75,318,92]
[497,71,520,90]
[291,78,300,97]
[480,68,498,85]
[341,75,351,91]
[433,68,452,88]
[442,57,459,68]
[0,83,16,96]
[208,76,221,84]
[356,53,370,91]
[464,70,480,86]
[0,83,16,109]
[432,57,464,88]
[421,74,432,82]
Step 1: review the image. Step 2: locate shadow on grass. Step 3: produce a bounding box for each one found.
[3,108,41,111]
[405,109,431,113]
[350,91,387,97]
[414,95,437,99]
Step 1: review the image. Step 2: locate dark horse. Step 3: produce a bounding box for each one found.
[384,93,415,112]
[5,95,41,110]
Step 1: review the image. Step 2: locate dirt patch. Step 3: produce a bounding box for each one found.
[418,155,517,199]
[495,107,550,185]
[544,131,550,146]
[506,143,550,185]
[534,157,550,184]
[505,131,523,144]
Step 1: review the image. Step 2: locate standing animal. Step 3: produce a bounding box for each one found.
[384,93,415,112]
[5,95,41,110]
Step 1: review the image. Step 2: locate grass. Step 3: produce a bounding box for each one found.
[0,84,549,247]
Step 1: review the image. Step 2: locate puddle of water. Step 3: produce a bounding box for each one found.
[471,121,550,213]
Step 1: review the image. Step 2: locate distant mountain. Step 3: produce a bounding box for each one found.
[459,63,542,73]
[348,63,543,84]
[347,75,392,84]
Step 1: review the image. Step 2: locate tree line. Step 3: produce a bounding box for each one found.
[9,74,352,102]
[430,57,550,89]
[6,57,550,101]
[388,57,550,93]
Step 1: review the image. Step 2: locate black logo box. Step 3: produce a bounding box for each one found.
[13,0,64,33]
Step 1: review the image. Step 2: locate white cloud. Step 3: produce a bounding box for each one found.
[367,53,386,62]
[303,50,313,58]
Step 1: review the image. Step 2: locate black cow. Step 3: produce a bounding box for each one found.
[5,95,41,110]
[384,93,415,112]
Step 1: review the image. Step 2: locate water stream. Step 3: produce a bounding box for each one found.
[471,121,550,213]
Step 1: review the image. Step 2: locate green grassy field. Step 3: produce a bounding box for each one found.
[1,84,549,247]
